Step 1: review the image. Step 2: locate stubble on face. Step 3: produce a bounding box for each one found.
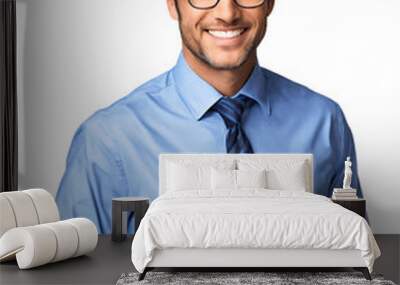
[174,1,268,71]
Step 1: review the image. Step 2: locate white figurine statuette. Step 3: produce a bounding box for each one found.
[342,156,353,190]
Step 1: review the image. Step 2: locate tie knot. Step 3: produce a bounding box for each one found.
[212,95,252,127]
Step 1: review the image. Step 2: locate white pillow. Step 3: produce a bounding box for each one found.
[237,159,309,191]
[167,163,210,191]
[211,168,236,190]
[166,160,235,191]
[211,169,267,190]
[237,169,267,189]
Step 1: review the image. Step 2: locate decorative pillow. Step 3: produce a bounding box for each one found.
[211,168,268,190]
[211,168,236,190]
[237,159,309,191]
[237,169,267,189]
[166,160,235,191]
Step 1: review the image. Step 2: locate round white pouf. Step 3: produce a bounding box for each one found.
[0,196,17,237]
[24,188,59,224]
[0,191,39,227]
[0,218,98,269]
[0,225,57,269]
[42,221,79,262]
[65,218,98,257]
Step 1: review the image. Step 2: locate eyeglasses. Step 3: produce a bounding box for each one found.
[188,0,265,10]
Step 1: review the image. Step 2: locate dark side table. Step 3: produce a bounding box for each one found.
[331,198,366,218]
[112,197,149,242]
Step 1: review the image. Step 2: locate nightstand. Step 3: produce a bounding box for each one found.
[331,198,366,218]
[112,197,149,242]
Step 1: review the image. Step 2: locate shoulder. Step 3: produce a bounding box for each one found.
[261,67,341,115]
[78,70,174,135]
[67,70,175,156]
[100,70,173,119]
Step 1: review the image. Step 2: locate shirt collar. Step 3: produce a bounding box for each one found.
[172,51,270,120]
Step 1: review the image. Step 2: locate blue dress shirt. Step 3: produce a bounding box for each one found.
[56,52,362,234]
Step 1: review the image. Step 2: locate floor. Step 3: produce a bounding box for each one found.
[0,235,398,284]
[374,234,400,284]
[0,236,134,284]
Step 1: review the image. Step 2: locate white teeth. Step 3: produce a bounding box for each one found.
[208,29,245,39]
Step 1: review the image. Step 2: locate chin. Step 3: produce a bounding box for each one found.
[206,52,248,70]
[211,61,242,70]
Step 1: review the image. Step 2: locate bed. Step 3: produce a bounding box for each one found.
[131,154,380,281]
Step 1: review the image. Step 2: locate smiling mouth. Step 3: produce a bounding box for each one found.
[206,28,248,39]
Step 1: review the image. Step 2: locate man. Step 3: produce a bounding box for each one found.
[56,0,362,234]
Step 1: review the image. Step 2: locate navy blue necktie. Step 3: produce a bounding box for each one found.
[212,95,254,153]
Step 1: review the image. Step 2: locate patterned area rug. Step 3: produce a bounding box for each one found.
[116,271,396,285]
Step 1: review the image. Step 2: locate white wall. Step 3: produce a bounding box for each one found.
[17,0,400,234]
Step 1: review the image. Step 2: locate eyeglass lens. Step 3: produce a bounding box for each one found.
[189,0,265,9]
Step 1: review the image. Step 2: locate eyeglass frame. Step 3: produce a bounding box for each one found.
[188,0,266,10]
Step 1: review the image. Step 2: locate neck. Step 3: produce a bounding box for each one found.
[182,47,257,97]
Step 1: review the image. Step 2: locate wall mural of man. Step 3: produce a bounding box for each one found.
[56,0,362,233]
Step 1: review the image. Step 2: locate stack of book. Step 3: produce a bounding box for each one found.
[332,188,358,199]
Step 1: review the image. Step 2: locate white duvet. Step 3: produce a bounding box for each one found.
[131,190,380,273]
